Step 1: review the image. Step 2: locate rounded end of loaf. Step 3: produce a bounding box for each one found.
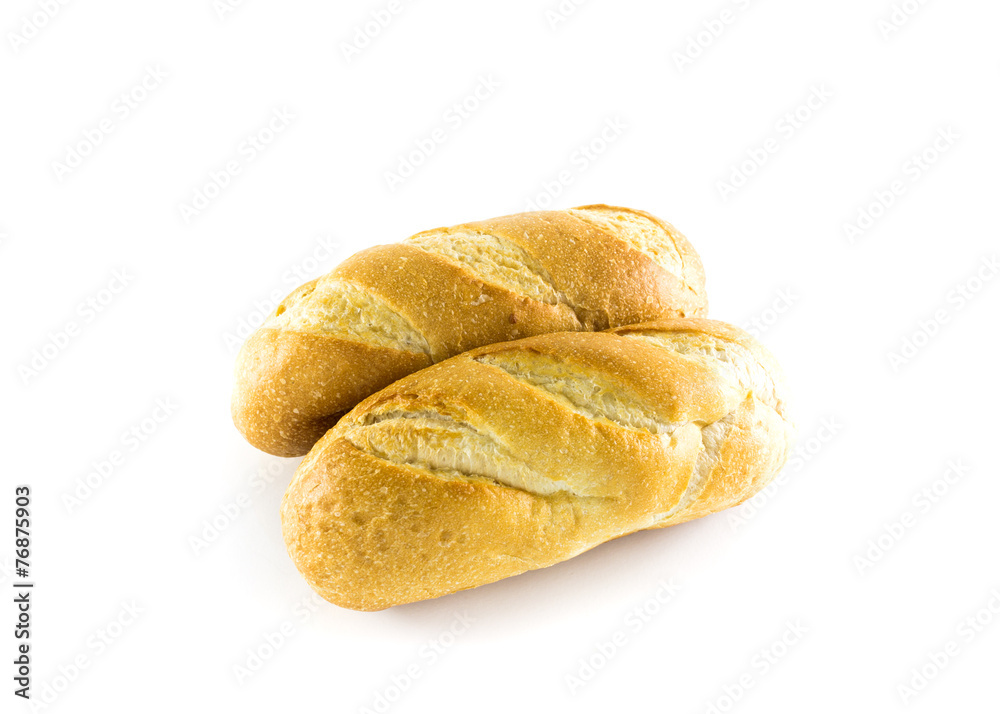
[232,326,432,457]
[280,431,548,611]
[608,317,796,524]
[232,328,341,457]
[610,317,792,416]
[570,204,710,318]
[279,438,392,611]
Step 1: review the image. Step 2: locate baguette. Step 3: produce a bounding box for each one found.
[281,318,793,611]
[233,205,707,457]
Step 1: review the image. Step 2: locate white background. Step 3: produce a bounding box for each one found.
[3,0,999,712]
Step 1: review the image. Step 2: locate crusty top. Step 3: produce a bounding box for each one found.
[235,205,709,456]
[281,319,793,610]
[264,204,706,358]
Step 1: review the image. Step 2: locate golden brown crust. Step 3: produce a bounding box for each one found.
[571,204,707,311]
[234,206,708,456]
[232,327,432,457]
[281,319,793,610]
[333,244,581,358]
[454,207,706,328]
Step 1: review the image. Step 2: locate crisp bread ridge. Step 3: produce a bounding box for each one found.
[568,206,685,278]
[406,230,572,309]
[267,278,431,355]
[472,329,784,526]
[623,331,787,416]
[475,351,680,436]
[343,410,590,498]
[616,325,790,521]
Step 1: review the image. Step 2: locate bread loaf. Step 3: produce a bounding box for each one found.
[281,318,793,611]
[233,205,707,457]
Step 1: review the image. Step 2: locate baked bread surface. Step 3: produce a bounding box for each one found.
[281,319,793,611]
[234,205,707,456]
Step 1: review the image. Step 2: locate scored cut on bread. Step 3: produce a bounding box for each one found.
[281,318,794,611]
[233,205,708,457]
